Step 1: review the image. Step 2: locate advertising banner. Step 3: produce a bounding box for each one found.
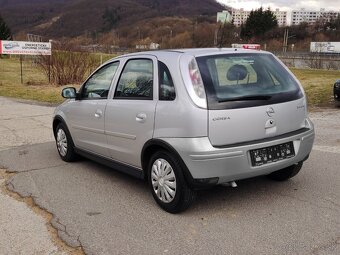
[310,42,340,53]
[0,40,52,55]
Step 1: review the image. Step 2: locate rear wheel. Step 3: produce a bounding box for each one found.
[267,162,303,181]
[148,151,196,213]
[55,123,78,162]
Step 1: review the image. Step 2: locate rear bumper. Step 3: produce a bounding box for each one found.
[161,120,315,186]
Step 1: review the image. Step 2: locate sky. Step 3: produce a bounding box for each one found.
[217,0,340,12]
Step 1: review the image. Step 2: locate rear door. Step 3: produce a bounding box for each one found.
[196,53,307,147]
[105,56,158,167]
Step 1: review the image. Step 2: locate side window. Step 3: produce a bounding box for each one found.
[114,59,153,99]
[159,61,176,101]
[82,61,119,99]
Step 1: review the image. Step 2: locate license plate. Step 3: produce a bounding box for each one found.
[250,142,295,166]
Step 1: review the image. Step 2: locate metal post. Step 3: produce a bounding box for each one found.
[48,39,53,84]
[214,28,218,46]
[48,55,51,84]
[20,55,23,84]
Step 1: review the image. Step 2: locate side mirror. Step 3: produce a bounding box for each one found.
[61,87,77,99]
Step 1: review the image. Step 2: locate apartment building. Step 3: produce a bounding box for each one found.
[231,8,287,27]
[291,8,340,25]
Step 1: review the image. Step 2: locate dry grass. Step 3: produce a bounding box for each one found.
[0,57,65,104]
[0,54,113,104]
[291,68,340,108]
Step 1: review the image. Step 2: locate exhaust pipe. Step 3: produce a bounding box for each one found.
[221,181,237,188]
[230,181,237,188]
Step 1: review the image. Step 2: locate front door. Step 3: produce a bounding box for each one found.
[105,57,157,167]
[66,61,120,157]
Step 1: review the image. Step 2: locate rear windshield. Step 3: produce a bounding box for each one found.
[196,53,303,110]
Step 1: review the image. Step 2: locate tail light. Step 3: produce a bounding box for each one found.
[189,58,206,99]
[180,55,207,109]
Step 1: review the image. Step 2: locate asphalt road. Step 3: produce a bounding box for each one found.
[0,97,339,255]
[0,97,70,255]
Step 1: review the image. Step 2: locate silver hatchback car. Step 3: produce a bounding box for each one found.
[53,48,315,213]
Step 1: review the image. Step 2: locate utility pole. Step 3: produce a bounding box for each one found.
[214,28,218,46]
[169,29,172,49]
[282,28,289,53]
[192,19,197,47]
[218,23,226,48]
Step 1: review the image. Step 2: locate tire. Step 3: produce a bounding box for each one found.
[267,162,303,181]
[148,151,196,213]
[55,123,78,162]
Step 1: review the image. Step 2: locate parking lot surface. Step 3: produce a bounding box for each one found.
[0,97,339,254]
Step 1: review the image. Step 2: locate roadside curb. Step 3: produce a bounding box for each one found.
[0,96,59,107]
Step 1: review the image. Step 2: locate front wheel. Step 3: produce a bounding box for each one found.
[267,162,303,181]
[148,151,196,213]
[55,123,78,162]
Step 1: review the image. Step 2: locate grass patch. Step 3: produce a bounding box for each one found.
[1,57,339,107]
[0,56,97,104]
[291,68,339,108]
[0,57,64,104]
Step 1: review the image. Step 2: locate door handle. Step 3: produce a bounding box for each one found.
[136,113,147,123]
[94,110,103,118]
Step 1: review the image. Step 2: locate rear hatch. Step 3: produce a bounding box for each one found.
[196,52,307,147]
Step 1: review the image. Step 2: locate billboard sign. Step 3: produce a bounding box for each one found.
[0,40,52,55]
[217,11,232,23]
[310,42,340,53]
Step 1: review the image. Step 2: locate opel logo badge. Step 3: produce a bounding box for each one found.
[266,107,275,117]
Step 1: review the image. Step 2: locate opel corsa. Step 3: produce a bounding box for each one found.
[53,48,315,213]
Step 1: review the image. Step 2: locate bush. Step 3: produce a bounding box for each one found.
[38,42,98,86]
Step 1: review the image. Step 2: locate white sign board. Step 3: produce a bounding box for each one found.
[310,42,340,53]
[0,40,52,55]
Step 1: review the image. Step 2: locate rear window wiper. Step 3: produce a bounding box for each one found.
[218,95,272,103]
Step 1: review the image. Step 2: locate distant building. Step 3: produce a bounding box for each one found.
[231,9,248,26]
[231,8,287,27]
[291,8,340,25]
[217,10,232,23]
[273,9,287,27]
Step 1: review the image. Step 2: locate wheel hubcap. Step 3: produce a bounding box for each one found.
[56,129,68,157]
[151,158,176,203]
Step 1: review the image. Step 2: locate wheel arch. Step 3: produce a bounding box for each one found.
[53,115,70,139]
[141,139,195,186]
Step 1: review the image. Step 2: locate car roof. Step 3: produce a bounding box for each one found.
[109,48,269,61]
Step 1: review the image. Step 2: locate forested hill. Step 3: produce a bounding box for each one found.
[1,0,226,38]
